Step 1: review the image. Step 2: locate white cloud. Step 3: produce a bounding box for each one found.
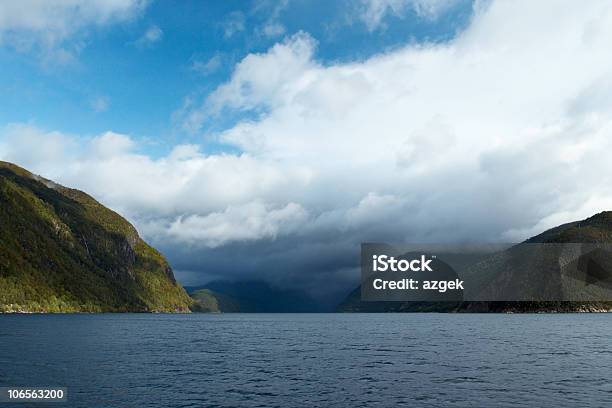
[190,54,222,76]
[204,32,317,115]
[134,24,162,48]
[177,1,612,244]
[359,0,461,31]
[168,202,308,247]
[90,96,110,113]
[261,22,286,38]
[223,11,245,38]
[89,131,135,158]
[0,0,148,61]
[253,0,289,39]
[0,124,77,178]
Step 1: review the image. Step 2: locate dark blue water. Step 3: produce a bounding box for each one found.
[0,314,611,407]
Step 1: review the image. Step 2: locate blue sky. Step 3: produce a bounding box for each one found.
[0,0,473,157]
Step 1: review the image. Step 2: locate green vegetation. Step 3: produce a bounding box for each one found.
[190,289,242,313]
[0,161,193,313]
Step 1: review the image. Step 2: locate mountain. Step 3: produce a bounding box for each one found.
[338,211,612,313]
[0,161,193,313]
[190,289,243,313]
[187,280,322,312]
[527,211,612,243]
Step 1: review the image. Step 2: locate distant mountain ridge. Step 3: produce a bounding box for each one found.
[187,280,322,312]
[0,161,193,312]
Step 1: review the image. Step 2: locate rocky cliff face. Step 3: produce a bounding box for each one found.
[0,161,193,312]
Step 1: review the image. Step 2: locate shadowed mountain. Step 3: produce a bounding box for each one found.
[339,211,612,313]
[190,289,243,313]
[186,280,323,312]
[0,161,193,312]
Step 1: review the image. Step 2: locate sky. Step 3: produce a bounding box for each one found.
[2,0,612,304]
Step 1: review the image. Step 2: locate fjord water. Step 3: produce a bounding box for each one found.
[1,314,611,407]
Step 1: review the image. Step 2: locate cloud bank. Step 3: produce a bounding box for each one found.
[4,0,612,302]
